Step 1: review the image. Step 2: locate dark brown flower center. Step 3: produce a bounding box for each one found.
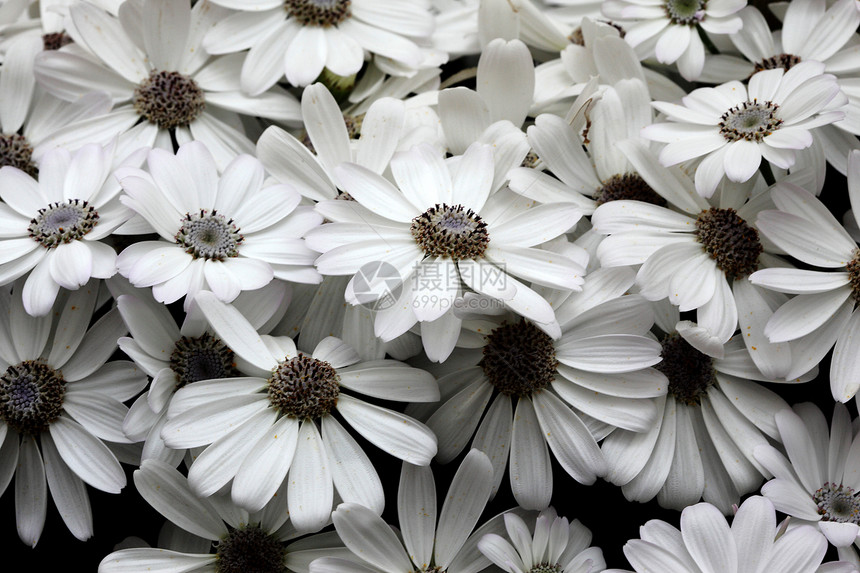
[596,173,666,206]
[0,360,66,435]
[29,200,100,249]
[170,333,238,389]
[267,353,340,419]
[694,207,762,279]
[719,100,782,143]
[42,32,72,51]
[480,320,558,397]
[215,524,287,573]
[753,54,801,75]
[175,210,244,261]
[847,249,860,302]
[656,334,715,406]
[284,0,351,27]
[0,133,38,177]
[411,203,490,260]
[133,70,205,130]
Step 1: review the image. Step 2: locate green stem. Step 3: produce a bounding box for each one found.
[696,25,720,55]
[759,160,776,186]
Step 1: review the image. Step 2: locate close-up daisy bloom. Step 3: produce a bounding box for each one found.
[306,141,587,361]
[410,282,664,508]
[115,140,322,310]
[478,507,607,573]
[0,280,145,546]
[116,281,289,467]
[756,403,860,549]
[603,496,836,573]
[161,291,439,533]
[642,61,846,196]
[749,165,860,402]
[34,0,302,169]
[601,0,746,81]
[0,140,145,316]
[99,459,351,573]
[202,0,438,93]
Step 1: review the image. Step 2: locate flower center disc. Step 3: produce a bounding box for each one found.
[215,524,287,573]
[753,53,802,75]
[175,210,244,261]
[664,0,706,25]
[0,133,38,177]
[846,249,860,302]
[480,320,558,397]
[695,207,762,279]
[814,483,860,524]
[719,100,783,143]
[596,173,666,206]
[267,354,340,419]
[28,199,100,249]
[656,334,715,405]
[284,0,351,27]
[529,564,563,573]
[133,70,205,130]
[411,203,490,260]
[170,333,238,389]
[42,32,72,51]
[0,360,66,435]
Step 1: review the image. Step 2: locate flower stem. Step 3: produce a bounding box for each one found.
[696,26,720,55]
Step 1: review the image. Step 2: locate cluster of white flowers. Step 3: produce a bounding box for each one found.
[1,0,860,571]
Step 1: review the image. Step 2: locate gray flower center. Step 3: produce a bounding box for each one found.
[175,210,244,261]
[719,101,783,143]
[29,200,100,249]
[0,360,66,435]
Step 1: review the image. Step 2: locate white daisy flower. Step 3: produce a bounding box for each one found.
[161,291,439,533]
[115,140,322,310]
[0,140,146,316]
[202,0,437,93]
[748,167,860,401]
[0,280,145,546]
[478,508,606,573]
[414,287,665,509]
[117,281,290,467]
[591,161,803,371]
[34,0,302,170]
[310,450,508,573]
[729,0,860,129]
[642,61,845,196]
[602,313,800,513]
[601,0,745,81]
[99,459,351,573]
[306,141,586,361]
[604,496,831,573]
[755,403,860,549]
